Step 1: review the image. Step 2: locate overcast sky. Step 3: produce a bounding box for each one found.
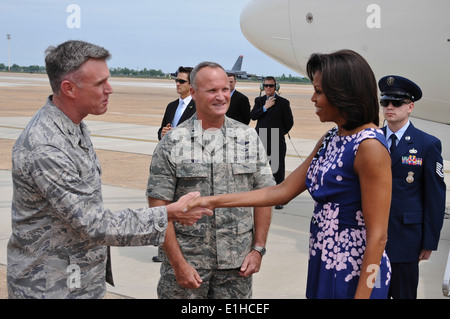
[0,0,301,77]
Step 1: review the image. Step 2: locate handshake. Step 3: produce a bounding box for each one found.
[166,192,214,226]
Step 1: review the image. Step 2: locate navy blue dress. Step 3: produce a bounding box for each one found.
[305,127,391,299]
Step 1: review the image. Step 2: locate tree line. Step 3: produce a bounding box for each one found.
[0,63,310,83]
[0,63,45,73]
[0,63,166,78]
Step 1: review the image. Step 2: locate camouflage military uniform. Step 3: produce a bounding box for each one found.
[146,114,275,298]
[8,97,168,299]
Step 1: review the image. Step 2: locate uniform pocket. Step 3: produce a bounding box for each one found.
[230,163,257,193]
[232,163,257,175]
[176,163,209,178]
[402,211,423,224]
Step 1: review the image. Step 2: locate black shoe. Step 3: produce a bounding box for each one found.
[152,256,162,262]
[275,205,283,210]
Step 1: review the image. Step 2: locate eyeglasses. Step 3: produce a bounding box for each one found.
[175,78,188,84]
[380,100,410,107]
[263,84,275,88]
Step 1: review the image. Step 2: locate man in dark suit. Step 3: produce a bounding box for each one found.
[250,76,294,209]
[379,75,446,298]
[226,73,251,124]
[158,66,196,140]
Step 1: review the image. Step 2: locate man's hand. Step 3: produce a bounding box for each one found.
[419,249,432,261]
[167,192,213,226]
[265,96,276,109]
[239,250,262,278]
[161,123,172,138]
[174,261,203,289]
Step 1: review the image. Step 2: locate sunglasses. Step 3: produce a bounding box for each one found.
[263,84,275,88]
[175,78,188,84]
[380,100,410,107]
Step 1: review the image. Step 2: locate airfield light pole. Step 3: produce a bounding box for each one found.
[7,34,11,72]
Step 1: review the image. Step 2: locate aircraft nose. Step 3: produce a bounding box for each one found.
[240,0,299,73]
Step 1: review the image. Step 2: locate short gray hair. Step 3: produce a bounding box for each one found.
[45,40,111,94]
[190,61,225,90]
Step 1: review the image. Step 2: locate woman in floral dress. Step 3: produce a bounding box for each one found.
[187,50,392,299]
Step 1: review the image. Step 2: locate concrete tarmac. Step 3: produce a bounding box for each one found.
[0,73,449,299]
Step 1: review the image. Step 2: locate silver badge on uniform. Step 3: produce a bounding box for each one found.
[406,171,414,183]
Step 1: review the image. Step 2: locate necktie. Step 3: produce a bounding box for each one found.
[172,100,185,127]
[389,134,397,154]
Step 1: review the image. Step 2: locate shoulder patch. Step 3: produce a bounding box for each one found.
[436,162,444,178]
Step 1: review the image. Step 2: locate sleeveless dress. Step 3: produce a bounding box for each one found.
[305,127,391,299]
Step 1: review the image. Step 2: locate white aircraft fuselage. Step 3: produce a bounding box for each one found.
[240,0,450,158]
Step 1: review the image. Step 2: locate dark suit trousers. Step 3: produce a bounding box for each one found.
[267,138,286,185]
[388,262,419,299]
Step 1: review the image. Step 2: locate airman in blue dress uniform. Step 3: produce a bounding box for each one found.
[379,75,446,299]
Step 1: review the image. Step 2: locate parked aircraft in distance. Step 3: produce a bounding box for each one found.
[226,55,262,80]
[240,0,450,159]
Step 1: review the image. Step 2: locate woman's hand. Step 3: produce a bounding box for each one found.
[167,192,213,226]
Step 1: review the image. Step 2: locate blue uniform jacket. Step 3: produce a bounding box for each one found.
[383,123,446,262]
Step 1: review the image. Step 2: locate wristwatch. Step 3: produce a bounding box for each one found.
[252,245,266,256]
